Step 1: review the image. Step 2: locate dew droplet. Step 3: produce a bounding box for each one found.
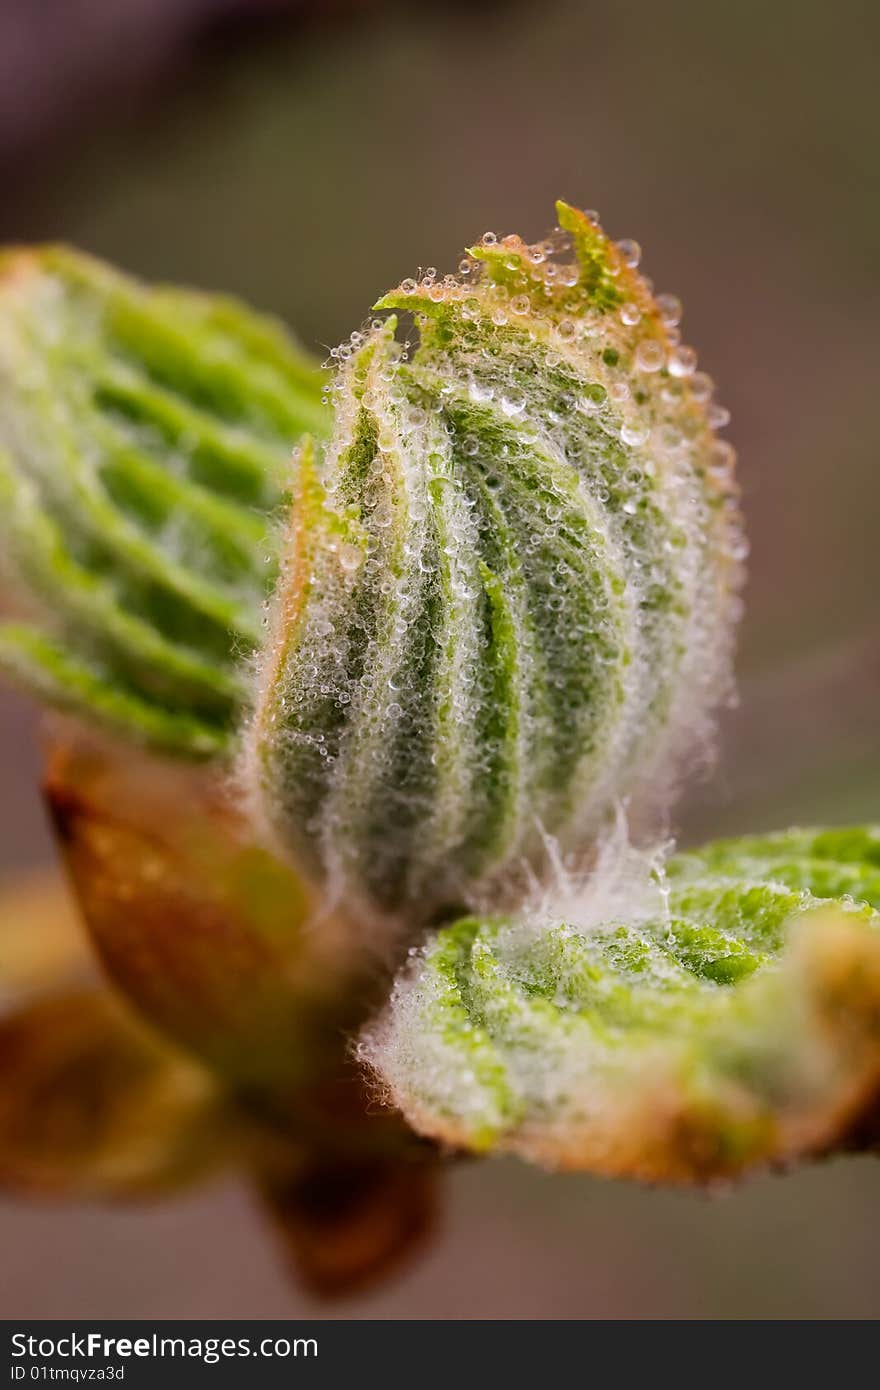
[668,345,697,378]
[657,424,684,454]
[500,392,526,418]
[708,440,737,474]
[689,372,714,402]
[635,339,665,372]
[616,238,642,268]
[656,293,682,326]
[338,543,363,574]
[469,379,494,404]
[621,420,650,447]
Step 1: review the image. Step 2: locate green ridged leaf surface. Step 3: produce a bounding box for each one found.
[0,248,329,754]
[362,827,880,1179]
[246,204,744,922]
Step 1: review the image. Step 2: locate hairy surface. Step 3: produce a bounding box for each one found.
[245,203,743,923]
[0,247,328,753]
[362,827,880,1180]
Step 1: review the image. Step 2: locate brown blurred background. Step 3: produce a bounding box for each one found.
[1,0,880,1318]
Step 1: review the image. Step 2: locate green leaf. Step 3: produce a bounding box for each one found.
[0,247,330,755]
[245,204,745,924]
[362,827,880,1181]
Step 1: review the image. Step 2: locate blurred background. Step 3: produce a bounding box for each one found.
[1,0,879,1318]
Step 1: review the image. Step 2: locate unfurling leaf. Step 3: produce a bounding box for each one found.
[0,247,329,755]
[3,202,878,1261]
[362,829,880,1181]
[244,204,743,925]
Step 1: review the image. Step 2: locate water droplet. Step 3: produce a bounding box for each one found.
[656,293,682,326]
[500,392,526,418]
[689,372,714,402]
[635,339,664,372]
[657,424,684,453]
[616,238,642,268]
[469,379,494,404]
[708,440,737,474]
[621,420,650,447]
[669,345,697,378]
[338,543,362,574]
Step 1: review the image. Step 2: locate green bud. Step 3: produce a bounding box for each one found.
[0,247,329,754]
[245,204,744,923]
[361,826,880,1179]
